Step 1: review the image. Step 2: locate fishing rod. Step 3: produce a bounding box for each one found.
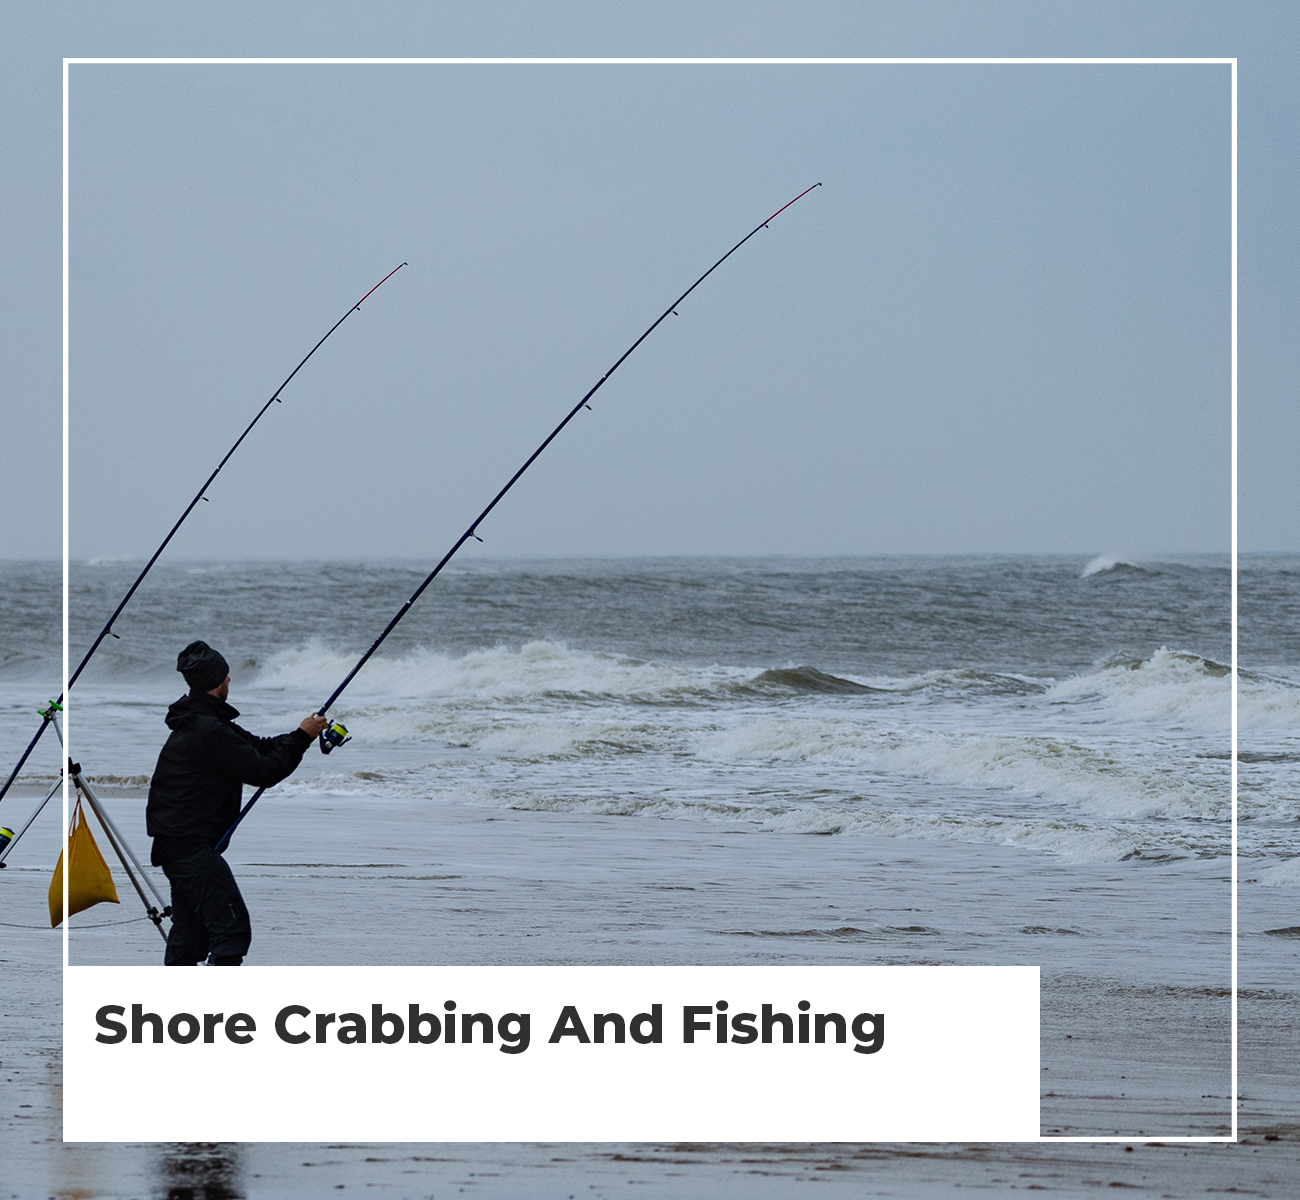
[217,184,822,852]
[0,264,407,810]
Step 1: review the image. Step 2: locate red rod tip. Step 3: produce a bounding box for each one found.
[762,183,824,226]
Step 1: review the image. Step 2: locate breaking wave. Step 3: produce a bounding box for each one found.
[1050,646,1299,735]
[738,666,880,695]
[255,639,750,704]
[254,641,1063,708]
[251,640,1289,737]
[1081,555,1148,578]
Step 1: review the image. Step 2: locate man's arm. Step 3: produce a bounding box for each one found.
[236,713,329,757]
[206,718,322,789]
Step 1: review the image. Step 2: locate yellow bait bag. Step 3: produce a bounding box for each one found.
[48,799,119,927]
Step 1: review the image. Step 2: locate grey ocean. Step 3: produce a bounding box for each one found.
[8,554,1294,864]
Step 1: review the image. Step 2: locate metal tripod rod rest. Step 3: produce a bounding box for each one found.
[0,775,61,868]
[49,717,170,937]
[73,772,169,925]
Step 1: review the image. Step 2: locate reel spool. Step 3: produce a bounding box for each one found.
[319,720,351,755]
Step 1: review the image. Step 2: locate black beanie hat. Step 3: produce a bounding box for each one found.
[177,640,229,694]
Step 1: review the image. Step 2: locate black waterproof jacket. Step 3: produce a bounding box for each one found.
[146,691,312,865]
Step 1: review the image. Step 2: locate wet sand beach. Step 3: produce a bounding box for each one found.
[5,789,1296,1196]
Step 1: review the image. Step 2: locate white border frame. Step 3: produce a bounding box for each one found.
[63,53,1237,1144]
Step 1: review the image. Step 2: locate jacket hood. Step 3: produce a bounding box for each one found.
[165,690,240,730]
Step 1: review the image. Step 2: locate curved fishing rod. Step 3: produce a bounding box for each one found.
[217,184,821,852]
[0,264,407,808]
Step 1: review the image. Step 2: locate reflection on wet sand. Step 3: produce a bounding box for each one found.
[153,1143,242,1200]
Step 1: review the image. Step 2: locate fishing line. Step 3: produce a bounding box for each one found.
[217,185,822,851]
[0,265,407,809]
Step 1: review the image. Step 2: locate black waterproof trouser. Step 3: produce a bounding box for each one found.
[161,847,251,965]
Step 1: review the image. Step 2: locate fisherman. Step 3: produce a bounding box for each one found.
[146,640,328,965]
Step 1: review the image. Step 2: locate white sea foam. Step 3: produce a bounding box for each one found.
[1255,858,1300,888]
[697,717,1221,820]
[448,783,1140,863]
[268,758,1184,862]
[475,719,663,758]
[255,639,746,703]
[1048,646,1300,736]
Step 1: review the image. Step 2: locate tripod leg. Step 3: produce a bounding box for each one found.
[46,714,169,938]
[0,774,61,867]
[75,778,169,942]
[74,773,169,911]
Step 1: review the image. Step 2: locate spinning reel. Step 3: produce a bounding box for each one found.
[319,719,351,755]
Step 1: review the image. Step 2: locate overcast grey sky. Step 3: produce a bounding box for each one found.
[3,4,1295,558]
